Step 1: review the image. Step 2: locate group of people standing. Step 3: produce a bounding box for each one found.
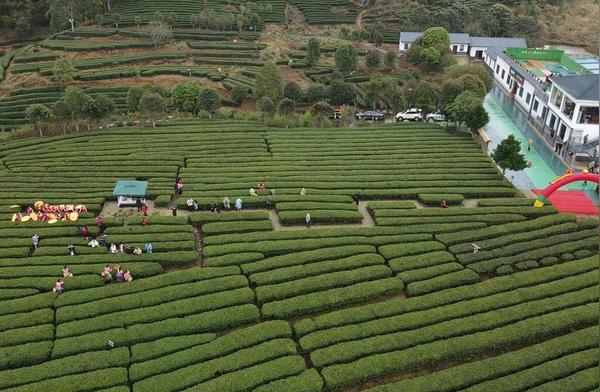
[101,264,133,283]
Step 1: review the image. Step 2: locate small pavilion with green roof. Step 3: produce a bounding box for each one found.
[113,180,148,207]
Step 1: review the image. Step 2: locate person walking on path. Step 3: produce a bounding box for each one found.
[266,194,273,210]
[527,138,533,151]
[32,234,40,250]
[186,197,194,211]
[95,216,104,230]
[223,197,231,210]
[136,198,142,212]
[353,191,361,205]
[140,203,148,216]
[235,197,243,211]
[176,179,184,195]
[171,205,177,216]
[305,212,311,228]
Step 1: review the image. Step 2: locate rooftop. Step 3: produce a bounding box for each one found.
[400,32,526,49]
[113,180,148,197]
[550,74,599,101]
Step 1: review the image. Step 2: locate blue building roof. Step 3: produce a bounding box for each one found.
[113,180,148,197]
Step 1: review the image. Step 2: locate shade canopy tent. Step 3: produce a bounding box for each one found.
[113,180,148,207]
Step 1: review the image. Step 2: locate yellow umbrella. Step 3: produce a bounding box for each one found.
[47,218,58,224]
[11,214,17,222]
[21,215,30,222]
[34,201,44,208]
[10,204,20,209]
[69,212,79,221]
[29,212,38,221]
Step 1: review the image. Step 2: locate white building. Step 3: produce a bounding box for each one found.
[547,75,599,149]
[399,32,526,59]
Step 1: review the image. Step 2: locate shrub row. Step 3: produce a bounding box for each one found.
[0,341,52,371]
[373,206,557,218]
[418,194,465,205]
[256,265,392,304]
[262,277,404,319]
[130,333,216,364]
[204,252,265,267]
[254,369,324,392]
[407,268,479,296]
[364,326,596,392]
[299,269,597,353]
[189,211,269,226]
[376,213,527,226]
[388,251,457,273]
[397,262,464,285]
[51,304,260,358]
[378,241,446,259]
[293,257,598,337]
[436,214,576,246]
[250,253,385,286]
[279,209,364,224]
[202,220,273,235]
[320,301,597,389]
[0,275,103,292]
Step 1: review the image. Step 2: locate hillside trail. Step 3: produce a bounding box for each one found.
[356,8,368,29]
[267,201,375,231]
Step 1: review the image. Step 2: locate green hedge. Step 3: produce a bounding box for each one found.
[278,209,364,224]
[189,211,269,226]
[418,194,465,205]
[204,252,265,267]
[320,302,597,389]
[130,320,291,381]
[202,220,273,235]
[0,293,54,316]
[0,308,52,332]
[293,257,598,337]
[253,369,324,392]
[3,367,128,392]
[376,213,527,226]
[388,251,456,273]
[379,241,446,259]
[0,341,52,371]
[397,262,464,285]
[130,333,216,363]
[363,327,597,392]
[407,269,479,296]
[262,277,403,319]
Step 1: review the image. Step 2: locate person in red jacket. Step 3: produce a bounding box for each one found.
[140,203,148,217]
[141,217,149,226]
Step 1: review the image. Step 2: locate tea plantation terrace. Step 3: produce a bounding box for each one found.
[0,120,597,391]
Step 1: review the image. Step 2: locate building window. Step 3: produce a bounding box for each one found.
[549,114,557,129]
[501,69,505,79]
[518,87,524,97]
[559,123,567,139]
[526,93,531,104]
[533,99,539,112]
[404,43,410,50]
[578,106,599,124]
[551,88,564,107]
[496,65,500,74]
[562,96,576,120]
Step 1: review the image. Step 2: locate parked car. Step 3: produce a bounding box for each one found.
[426,111,446,122]
[395,108,422,122]
[355,110,385,121]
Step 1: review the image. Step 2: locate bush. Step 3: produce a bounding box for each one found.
[204,252,265,267]
[539,256,560,267]
[131,333,216,363]
[515,260,539,270]
[254,369,324,392]
[202,220,273,235]
[406,269,479,296]
[154,194,171,207]
[418,194,465,205]
[379,241,446,260]
[573,249,593,259]
[495,265,513,276]
[561,253,575,261]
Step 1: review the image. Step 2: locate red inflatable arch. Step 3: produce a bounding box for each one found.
[534,172,599,207]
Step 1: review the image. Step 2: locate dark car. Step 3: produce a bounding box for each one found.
[355,110,385,121]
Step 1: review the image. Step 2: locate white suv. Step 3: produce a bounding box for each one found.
[395,108,422,122]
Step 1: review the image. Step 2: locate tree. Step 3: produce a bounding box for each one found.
[365,49,381,72]
[278,98,295,115]
[283,82,303,102]
[171,81,202,114]
[134,16,142,29]
[95,14,103,27]
[304,83,327,103]
[153,11,165,23]
[456,74,487,99]
[444,63,493,92]
[62,86,88,131]
[306,38,321,67]
[52,100,70,134]
[167,12,177,28]
[198,88,221,118]
[415,81,438,115]
[492,135,527,174]
[146,20,172,47]
[15,17,32,39]
[446,90,487,131]
[406,27,452,71]
[93,93,116,125]
[328,80,356,106]
[127,86,144,112]
[190,14,199,29]
[26,104,53,137]
[52,57,76,86]
[257,96,275,119]
[421,27,451,52]
[113,13,121,29]
[486,4,515,36]
[138,92,166,127]
[383,50,397,70]
[311,101,332,127]
[231,86,249,105]
[47,0,92,32]
[334,44,358,73]
[256,63,284,103]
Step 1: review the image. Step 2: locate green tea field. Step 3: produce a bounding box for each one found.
[0,121,597,391]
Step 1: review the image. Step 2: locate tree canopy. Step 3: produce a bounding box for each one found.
[492,135,527,173]
[256,63,285,103]
[334,44,358,73]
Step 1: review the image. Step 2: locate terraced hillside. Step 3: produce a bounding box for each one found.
[0,121,598,391]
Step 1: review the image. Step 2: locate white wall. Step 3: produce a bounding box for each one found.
[469,46,487,58]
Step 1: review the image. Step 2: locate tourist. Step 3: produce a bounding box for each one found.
[31,234,40,250]
[269,189,276,196]
[124,270,133,282]
[266,194,273,210]
[95,216,104,229]
[353,191,361,205]
[136,198,142,212]
[81,226,90,238]
[133,247,142,255]
[145,242,153,254]
[223,197,231,210]
[118,243,125,254]
[88,237,100,248]
[210,202,220,213]
[62,266,73,278]
[110,243,117,254]
[141,217,148,226]
[176,179,184,195]
[67,244,76,256]
[98,234,108,248]
[249,188,257,196]
[300,188,307,196]
[471,243,481,255]
[305,212,311,228]
[527,138,533,151]
[235,197,243,211]
[53,279,64,294]
[257,183,266,191]
[440,200,448,208]
[101,264,113,282]
[186,197,195,211]
[140,203,148,216]
[171,205,177,216]
[193,199,199,211]
[125,246,134,255]
[115,268,125,282]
